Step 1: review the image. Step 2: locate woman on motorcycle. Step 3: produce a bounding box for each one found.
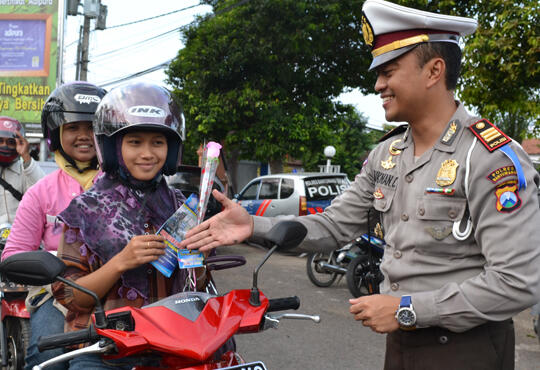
[52,82,208,369]
[1,82,106,370]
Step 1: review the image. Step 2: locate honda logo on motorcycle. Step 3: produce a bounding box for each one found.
[128,106,165,117]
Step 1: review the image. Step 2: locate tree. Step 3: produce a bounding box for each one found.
[166,0,372,182]
[390,1,539,142]
[458,0,539,141]
[168,0,539,183]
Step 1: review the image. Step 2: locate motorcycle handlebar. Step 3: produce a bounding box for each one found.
[37,326,99,352]
[267,296,300,312]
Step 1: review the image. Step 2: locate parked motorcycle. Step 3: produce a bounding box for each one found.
[0,223,30,370]
[0,221,320,370]
[345,234,385,298]
[532,302,540,345]
[305,238,362,287]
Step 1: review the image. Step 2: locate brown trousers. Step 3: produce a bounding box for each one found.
[384,320,515,370]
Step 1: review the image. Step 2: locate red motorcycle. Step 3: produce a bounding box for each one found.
[0,223,30,370]
[0,221,319,369]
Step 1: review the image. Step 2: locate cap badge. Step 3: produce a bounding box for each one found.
[436,159,459,187]
[361,14,374,47]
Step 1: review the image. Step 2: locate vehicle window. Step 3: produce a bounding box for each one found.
[303,176,350,201]
[280,178,294,199]
[239,181,260,200]
[259,178,280,200]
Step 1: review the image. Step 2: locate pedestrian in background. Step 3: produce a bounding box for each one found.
[0,116,44,225]
[179,0,540,369]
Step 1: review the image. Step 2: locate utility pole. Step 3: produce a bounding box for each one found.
[70,0,107,81]
[79,16,91,81]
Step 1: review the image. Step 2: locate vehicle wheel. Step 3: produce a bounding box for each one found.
[306,252,338,287]
[534,314,539,345]
[346,255,380,298]
[3,317,30,370]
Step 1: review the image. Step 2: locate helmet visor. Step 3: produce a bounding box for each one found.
[47,111,96,129]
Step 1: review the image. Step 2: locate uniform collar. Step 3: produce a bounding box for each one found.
[433,102,472,153]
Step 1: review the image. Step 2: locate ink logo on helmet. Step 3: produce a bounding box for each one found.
[74,94,101,105]
[2,121,13,129]
[128,106,166,118]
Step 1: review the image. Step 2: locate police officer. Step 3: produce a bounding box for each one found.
[0,116,44,225]
[179,1,540,368]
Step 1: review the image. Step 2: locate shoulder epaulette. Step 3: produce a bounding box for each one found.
[378,124,408,143]
[468,119,511,152]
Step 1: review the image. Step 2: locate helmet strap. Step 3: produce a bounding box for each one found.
[58,147,98,173]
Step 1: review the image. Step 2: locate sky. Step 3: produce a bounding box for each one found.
[63,0,389,130]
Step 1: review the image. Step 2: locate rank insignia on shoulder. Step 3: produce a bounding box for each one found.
[495,180,521,213]
[469,119,510,152]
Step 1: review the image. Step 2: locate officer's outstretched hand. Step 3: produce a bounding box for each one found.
[349,294,400,334]
[180,189,253,252]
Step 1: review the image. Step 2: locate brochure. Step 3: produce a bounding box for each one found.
[152,194,205,277]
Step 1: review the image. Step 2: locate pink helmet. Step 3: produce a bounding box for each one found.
[0,117,24,165]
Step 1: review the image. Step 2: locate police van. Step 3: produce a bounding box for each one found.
[233,173,350,217]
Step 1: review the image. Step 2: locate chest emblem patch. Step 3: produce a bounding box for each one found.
[373,188,384,199]
[436,159,459,187]
[495,181,521,213]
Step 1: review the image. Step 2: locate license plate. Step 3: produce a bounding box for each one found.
[221,361,267,370]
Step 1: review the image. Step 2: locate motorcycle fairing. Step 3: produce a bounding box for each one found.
[96,289,268,365]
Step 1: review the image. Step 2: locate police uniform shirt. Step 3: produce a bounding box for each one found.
[252,102,540,332]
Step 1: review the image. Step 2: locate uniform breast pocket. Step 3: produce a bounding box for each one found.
[416,196,469,256]
[373,188,396,213]
[416,196,467,221]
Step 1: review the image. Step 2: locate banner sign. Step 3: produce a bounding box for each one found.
[0,0,60,127]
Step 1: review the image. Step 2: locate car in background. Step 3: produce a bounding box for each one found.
[233,172,350,217]
[166,165,225,220]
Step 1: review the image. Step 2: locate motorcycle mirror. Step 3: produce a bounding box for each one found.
[0,250,65,285]
[263,220,307,251]
[250,221,307,306]
[0,251,108,329]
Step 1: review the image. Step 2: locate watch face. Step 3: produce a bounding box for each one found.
[397,308,416,326]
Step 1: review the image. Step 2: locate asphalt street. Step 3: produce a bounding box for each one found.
[211,243,540,370]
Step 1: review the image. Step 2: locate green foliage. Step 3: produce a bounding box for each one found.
[301,106,377,178]
[169,0,539,172]
[393,0,539,142]
[166,0,373,169]
[459,0,539,141]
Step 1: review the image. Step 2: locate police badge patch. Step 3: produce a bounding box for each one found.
[495,181,521,213]
[436,160,459,187]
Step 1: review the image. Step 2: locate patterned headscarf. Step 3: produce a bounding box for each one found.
[58,133,186,301]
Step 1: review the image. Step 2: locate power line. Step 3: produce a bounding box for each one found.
[87,0,254,87]
[90,27,180,61]
[96,58,173,87]
[65,2,207,48]
[106,3,204,30]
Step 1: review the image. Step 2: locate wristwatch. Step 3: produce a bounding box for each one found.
[395,295,416,330]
